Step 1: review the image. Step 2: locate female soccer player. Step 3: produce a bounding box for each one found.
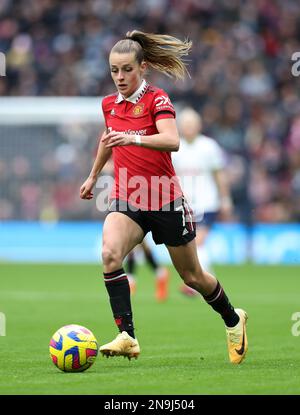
[80,30,248,364]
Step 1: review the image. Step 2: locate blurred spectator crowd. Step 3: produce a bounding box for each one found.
[0,0,300,223]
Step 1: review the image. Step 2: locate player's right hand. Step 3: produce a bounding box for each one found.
[80,176,97,200]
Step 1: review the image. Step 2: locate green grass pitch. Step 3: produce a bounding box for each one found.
[0,262,299,395]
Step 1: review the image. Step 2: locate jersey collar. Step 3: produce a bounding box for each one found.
[115,79,149,104]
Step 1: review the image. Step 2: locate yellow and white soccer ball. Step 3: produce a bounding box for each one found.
[49,324,98,372]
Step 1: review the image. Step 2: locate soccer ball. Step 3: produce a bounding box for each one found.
[49,324,98,372]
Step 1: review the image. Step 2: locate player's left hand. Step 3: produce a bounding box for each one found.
[102,130,134,148]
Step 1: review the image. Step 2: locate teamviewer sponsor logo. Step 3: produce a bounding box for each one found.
[0,52,6,76]
[0,312,6,336]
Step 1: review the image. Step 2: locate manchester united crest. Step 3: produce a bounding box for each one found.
[132,103,145,117]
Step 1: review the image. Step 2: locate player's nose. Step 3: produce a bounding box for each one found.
[117,71,125,80]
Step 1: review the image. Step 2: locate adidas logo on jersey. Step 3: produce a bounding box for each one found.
[182,228,189,236]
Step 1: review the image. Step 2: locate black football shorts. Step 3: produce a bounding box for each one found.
[108,197,196,246]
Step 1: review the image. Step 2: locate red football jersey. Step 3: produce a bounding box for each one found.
[101,80,183,210]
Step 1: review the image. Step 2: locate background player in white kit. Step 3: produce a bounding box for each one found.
[173,107,233,296]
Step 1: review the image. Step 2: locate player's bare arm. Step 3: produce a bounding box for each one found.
[102,118,179,152]
[80,130,112,200]
[213,169,233,219]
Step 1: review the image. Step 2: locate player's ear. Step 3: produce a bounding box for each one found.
[140,60,147,73]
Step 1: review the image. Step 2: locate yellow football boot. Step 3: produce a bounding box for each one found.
[99,331,140,360]
[226,308,248,364]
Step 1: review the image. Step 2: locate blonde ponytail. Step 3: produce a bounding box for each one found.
[111,30,192,80]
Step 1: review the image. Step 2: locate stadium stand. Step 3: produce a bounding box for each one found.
[0,0,299,222]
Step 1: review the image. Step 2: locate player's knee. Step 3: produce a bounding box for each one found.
[181,271,198,288]
[180,268,206,290]
[102,245,122,269]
